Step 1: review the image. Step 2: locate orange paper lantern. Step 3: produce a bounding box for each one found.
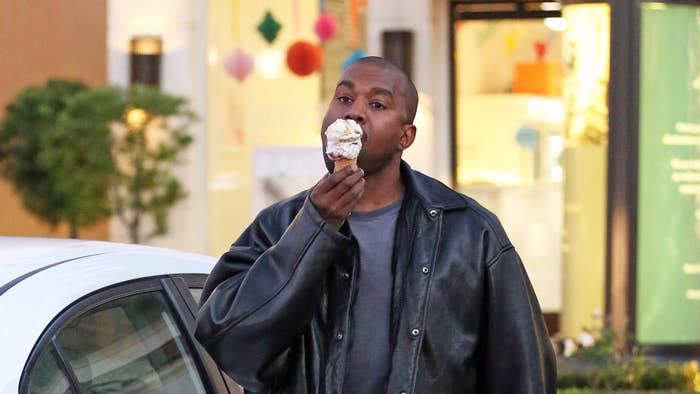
[286,41,323,76]
[512,63,562,96]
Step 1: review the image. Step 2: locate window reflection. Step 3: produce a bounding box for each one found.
[188,288,203,304]
[28,347,70,394]
[56,291,206,393]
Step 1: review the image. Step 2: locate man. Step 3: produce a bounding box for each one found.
[195,56,556,393]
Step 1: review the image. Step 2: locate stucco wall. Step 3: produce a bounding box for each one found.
[0,0,109,240]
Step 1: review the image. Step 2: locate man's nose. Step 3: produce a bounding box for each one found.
[344,101,365,124]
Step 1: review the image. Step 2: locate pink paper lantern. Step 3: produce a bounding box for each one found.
[314,13,338,41]
[224,48,254,82]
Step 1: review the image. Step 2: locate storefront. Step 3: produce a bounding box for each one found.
[450,0,700,355]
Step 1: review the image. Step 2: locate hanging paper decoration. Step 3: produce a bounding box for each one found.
[535,41,548,61]
[314,13,338,41]
[341,48,366,70]
[256,48,285,79]
[257,11,282,44]
[224,47,254,82]
[476,22,496,48]
[286,40,324,76]
[503,33,518,55]
[341,0,366,71]
[349,0,360,48]
[293,0,301,33]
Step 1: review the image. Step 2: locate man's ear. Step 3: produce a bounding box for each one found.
[399,124,417,151]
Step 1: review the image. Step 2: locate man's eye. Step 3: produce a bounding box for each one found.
[338,96,352,104]
[370,102,386,110]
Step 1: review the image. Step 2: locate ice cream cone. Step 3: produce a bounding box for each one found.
[334,158,356,172]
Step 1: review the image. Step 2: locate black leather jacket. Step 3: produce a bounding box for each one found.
[195,162,556,393]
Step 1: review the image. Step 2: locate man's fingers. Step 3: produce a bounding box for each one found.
[309,165,365,229]
[327,167,364,196]
[314,165,356,193]
[312,173,333,194]
[330,177,365,213]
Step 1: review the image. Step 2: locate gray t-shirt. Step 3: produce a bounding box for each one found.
[343,198,402,394]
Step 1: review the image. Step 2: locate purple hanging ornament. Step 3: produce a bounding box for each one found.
[314,13,338,41]
[224,47,254,82]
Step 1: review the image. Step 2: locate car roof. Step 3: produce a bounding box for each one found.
[0,237,217,391]
[0,237,215,286]
[0,237,149,284]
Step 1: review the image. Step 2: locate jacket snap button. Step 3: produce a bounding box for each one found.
[336,332,343,341]
[421,266,429,274]
[429,209,437,217]
[342,272,350,279]
[411,328,420,337]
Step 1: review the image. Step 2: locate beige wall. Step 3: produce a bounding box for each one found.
[0,0,109,239]
[206,0,325,254]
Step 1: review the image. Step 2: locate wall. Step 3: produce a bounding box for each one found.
[206,0,323,255]
[0,0,109,240]
[366,0,450,183]
[107,0,209,253]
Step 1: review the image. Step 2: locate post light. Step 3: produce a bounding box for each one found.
[130,36,162,87]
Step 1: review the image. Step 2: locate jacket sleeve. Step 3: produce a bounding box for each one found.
[479,246,557,394]
[194,198,352,391]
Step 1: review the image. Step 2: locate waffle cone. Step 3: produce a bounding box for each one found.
[334,158,356,172]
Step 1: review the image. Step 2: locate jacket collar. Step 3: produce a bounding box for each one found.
[400,161,468,211]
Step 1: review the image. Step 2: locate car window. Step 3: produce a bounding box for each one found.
[189,288,203,304]
[55,290,206,393]
[27,347,70,394]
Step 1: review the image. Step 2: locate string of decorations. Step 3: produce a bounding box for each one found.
[225,0,364,81]
[224,0,253,82]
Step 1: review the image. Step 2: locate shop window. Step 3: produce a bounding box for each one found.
[453,18,565,327]
[452,3,612,338]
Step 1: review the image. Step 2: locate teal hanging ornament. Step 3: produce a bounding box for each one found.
[342,49,366,70]
[257,11,282,44]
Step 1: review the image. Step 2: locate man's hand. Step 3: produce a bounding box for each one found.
[310,165,365,230]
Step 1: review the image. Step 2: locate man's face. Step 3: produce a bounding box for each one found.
[321,63,410,174]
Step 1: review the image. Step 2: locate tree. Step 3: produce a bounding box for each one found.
[0,80,195,242]
[0,80,120,238]
[111,84,195,243]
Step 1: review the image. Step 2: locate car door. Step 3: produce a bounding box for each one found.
[171,274,243,393]
[20,275,237,394]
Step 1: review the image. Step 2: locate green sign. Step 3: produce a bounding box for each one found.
[637,3,700,344]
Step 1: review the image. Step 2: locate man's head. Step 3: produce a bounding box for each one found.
[321,56,418,174]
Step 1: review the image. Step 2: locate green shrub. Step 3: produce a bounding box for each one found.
[558,358,699,391]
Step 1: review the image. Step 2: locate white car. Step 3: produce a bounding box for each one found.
[0,237,241,394]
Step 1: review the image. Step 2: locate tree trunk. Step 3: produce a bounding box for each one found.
[129,215,140,243]
[69,221,79,239]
